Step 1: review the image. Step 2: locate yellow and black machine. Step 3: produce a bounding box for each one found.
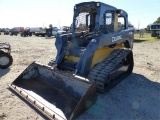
[10,1,134,119]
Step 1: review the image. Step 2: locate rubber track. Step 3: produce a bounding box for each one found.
[88,49,132,92]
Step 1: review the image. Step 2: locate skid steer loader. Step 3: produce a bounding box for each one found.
[10,1,134,120]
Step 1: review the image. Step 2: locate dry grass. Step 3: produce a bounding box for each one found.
[134,33,159,42]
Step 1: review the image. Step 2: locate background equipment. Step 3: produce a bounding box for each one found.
[0,43,13,69]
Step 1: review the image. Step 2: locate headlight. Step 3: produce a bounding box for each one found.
[96,2,100,7]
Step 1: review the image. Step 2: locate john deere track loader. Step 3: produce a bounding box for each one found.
[10,1,134,120]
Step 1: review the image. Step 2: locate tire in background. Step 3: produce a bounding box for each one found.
[0,52,13,69]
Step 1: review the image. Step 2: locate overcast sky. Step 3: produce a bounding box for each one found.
[0,0,159,29]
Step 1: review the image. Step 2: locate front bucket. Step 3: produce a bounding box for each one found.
[9,62,96,120]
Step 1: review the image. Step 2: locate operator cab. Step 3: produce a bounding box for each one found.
[70,2,128,48]
[68,2,128,57]
[55,2,129,71]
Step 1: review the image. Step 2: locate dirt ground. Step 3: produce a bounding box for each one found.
[0,35,160,120]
